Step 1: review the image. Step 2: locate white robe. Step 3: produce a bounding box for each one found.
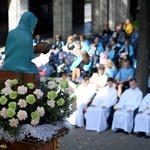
[134,93,150,136]
[111,87,143,133]
[68,83,96,127]
[85,86,118,132]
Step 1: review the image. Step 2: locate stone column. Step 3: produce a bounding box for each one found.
[8,0,28,31]
[92,0,108,34]
[53,0,72,40]
[109,0,130,31]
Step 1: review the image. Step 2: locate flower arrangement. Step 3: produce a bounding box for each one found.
[0,77,77,136]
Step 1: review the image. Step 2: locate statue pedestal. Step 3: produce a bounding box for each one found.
[0,128,69,150]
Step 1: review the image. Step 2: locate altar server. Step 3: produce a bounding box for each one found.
[85,77,118,132]
[111,78,143,133]
[134,93,150,137]
[68,75,96,127]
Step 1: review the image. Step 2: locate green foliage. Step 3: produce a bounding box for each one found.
[132,19,142,30]
[85,0,91,3]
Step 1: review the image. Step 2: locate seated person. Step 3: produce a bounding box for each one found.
[85,77,118,132]
[109,38,121,67]
[115,59,135,98]
[118,39,135,67]
[90,64,108,91]
[33,34,44,46]
[104,59,118,78]
[123,19,134,37]
[93,36,104,56]
[32,51,54,77]
[67,75,96,128]
[2,11,39,74]
[51,34,65,51]
[71,52,92,82]
[111,78,143,133]
[134,93,150,137]
[102,24,113,36]
[88,42,99,72]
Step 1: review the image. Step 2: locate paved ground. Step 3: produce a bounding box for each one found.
[59,126,150,150]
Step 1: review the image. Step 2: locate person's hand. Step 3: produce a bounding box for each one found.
[138,111,143,114]
[127,109,132,113]
[101,106,106,109]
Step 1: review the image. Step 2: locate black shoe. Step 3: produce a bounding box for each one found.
[74,125,80,129]
[114,129,123,133]
[137,132,145,137]
[144,135,150,139]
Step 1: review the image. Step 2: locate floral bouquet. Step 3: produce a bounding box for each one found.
[0,77,77,137]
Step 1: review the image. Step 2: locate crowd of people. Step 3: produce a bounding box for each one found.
[31,18,150,138]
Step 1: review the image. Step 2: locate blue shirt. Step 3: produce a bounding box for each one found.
[104,66,117,78]
[115,67,135,82]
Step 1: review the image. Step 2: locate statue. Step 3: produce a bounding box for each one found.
[1,11,40,88]
[2,11,38,74]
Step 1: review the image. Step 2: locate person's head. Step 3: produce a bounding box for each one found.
[75,41,82,49]
[82,52,90,64]
[79,35,86,41]
[118,22,124,30]
[67,35,74,43]
[61,73,71,81]
[104,24,109,30]
[125,19,131,25]
[105,44,111,51]
[72,34,78,41]
[82,74,90,86]
[35,34,41,41]
[116,25,121,32]
[90,42,96,50]
[122,59,130,68]
[94,37,100,44]
[55,34,62,41]
[105,59,116,68]
[129,78,137,89]
[107,77,115,88]
[98,64,105,75]
[110,38,117,45]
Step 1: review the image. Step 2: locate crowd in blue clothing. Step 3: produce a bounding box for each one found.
[32,20,139,91]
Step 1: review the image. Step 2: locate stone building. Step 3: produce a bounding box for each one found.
[0,0,137,43]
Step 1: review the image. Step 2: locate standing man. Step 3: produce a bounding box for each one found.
[111,78,143,133]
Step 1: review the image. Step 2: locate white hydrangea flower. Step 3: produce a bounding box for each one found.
[37,106,45,117]
[17,110,28,121]
[0,107,7,119]
[18,99,27,108]
[33,89,44,99]
[65,86,74,95]
[31,118,40,126]
[9,118,19,127]
[17,85,27,95]
[47,81,57,89]
[1,87,12,96]
[4,79,12,87]
[47,100,55,108]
